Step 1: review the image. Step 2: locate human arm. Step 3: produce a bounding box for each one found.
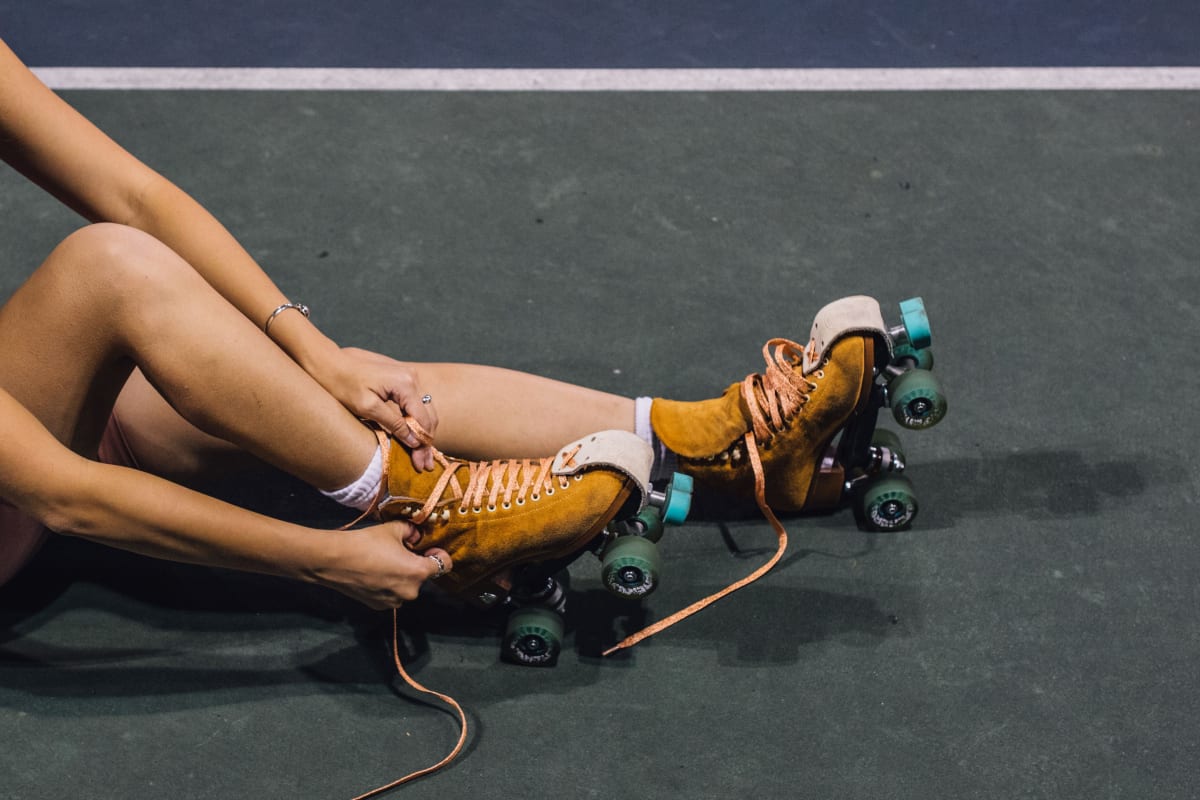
[0,37,436,468]
[0,388,448,609]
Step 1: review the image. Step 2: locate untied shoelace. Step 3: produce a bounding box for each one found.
[345,424,583,798]
[349,343,820,793]
[602,338,819,654]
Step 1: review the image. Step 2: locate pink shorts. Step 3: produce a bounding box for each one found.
[0,412,139,586]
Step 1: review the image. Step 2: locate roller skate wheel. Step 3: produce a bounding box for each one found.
[633,507,665,543]
[860,475,919,531]
[889,368,947,429]
[870,428,906,464]
[892,343,934,371]
[601,536,662,599]
[655,472,693,526]
[503,607,564,667]
[898,297,932,350]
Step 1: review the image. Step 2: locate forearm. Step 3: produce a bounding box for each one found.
[47,458,334,585]
[127,174,342,373]
[0,386,324,581]
[0,38,342,375]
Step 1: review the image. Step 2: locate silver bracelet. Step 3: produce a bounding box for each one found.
[264,302,310,334]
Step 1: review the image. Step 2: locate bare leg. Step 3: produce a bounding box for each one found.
[0,224,377,491]
[115,358,640,478]
[111,368,261,481]
[385,363,635,460]
[113,358,639,481]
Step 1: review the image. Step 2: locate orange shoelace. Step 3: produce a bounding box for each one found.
[349,342,821,792]
[602,338,819,655]
[403,447,579,524]
[344,427,587,796]
[336,426,467,798]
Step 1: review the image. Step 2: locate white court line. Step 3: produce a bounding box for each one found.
[31,66,1200,91]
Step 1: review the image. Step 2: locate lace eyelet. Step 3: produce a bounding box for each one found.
[516,498,525,506]
[531,494,540,501]
[457,507,468,515]
[472,506,483,514]
[487,505,496,512]
[574,474,583,481]
[502,502,512,510]
[545,487,555,496]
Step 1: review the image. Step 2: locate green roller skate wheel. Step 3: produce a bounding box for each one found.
[898,297,932,350]
[503,607,564,667]
[661,472,693,526]
[601,536,662,599]
[870,428,906,462]
[634,507,665,543]
[892,343,934,371]
[860,475,919,531]
[889,368,947,429]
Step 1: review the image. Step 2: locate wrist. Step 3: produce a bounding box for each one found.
[263,302,309,334]
[263,305,342,377]
[287,526,343,587]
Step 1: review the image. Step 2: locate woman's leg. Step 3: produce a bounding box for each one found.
[108,368,261,482]
[0,224,377,491]
[117,361,639,479]
[381,363,634,460]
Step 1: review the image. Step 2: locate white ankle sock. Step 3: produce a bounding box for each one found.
[320,445,383,511]
[635,396,677,481]
[634,396,655,447]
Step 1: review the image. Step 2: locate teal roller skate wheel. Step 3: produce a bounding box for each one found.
[860,475,919,531]
[889,368,947,429]
[892,343,934,371]
[503,607,564,666]
[601,536,662,599]
[898,297,932,350]
[661,472,693,526]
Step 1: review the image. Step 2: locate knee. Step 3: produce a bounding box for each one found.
[45,223,194,307]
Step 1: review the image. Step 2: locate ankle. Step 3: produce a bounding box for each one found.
[320,445,384,511]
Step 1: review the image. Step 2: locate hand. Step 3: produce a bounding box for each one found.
[315,521,452,609]
[314,347,440,471]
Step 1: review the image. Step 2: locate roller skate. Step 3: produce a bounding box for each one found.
[651,295,946,530]
[373,428,693,665]
[600,297,946,655]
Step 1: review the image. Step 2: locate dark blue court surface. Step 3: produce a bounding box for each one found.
[1,5,1199,800]
[2,0,1198,67]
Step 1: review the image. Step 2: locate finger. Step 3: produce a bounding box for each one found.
[411,402,439,471]
[420,547,452,579]
[372,401,424,450]
[418,399,439,438]
[413,444,435,472]
[400,406,435,446]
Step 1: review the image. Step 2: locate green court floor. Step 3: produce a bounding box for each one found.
[2,90,1197,799]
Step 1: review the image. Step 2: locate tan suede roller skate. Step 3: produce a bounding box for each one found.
[651,295,946,530]
[601,297,946,655]
[372,428,692,665]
